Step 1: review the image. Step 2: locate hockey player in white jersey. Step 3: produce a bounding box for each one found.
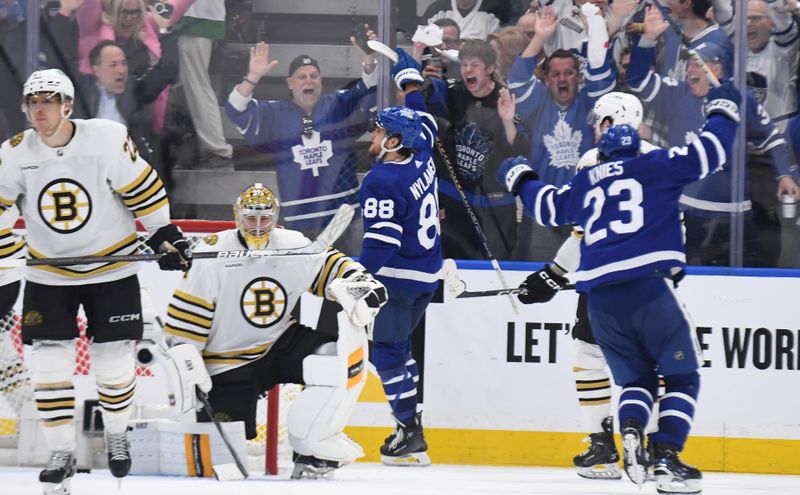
[0,69,192,494]
[163,183,387,479]
[516,92,656,480]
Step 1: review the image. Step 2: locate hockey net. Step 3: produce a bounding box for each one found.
[0,219,299,475]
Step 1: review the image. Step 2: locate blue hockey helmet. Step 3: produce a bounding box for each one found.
[598,124,640,159]
[371,106,422,150]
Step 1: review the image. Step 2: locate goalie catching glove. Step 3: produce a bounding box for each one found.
[518,264,569,304]
[146,224,193,272]
[326,271,388,327]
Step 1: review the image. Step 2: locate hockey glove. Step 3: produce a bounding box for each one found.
[704,79,741,122]
[391,48,424,90]
[497,155,538,195]
[518,264,569,304]
[146,224,193,272]
[326,271,388,328]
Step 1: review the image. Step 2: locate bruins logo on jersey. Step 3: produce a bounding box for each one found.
[240,277,288,328]
[37,178,92,233]
[9,132,24,148]
[203,234,219,246]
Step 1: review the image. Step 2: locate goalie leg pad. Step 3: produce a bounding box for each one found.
[89,341,137,434]
[29,341,77,452]
[288,312,367,463]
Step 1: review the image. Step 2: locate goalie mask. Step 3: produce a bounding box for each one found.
[233,183,279,250]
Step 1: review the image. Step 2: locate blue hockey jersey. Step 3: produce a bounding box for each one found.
[359,91,442,291]
[515,114,737,291]
[508,52,617,188]
[225,80,376,233]
[627,43,791,217]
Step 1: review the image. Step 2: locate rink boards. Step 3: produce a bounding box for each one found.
[12,261,797,475]
[137,261,800,475]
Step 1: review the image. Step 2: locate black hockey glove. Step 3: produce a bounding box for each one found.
[518,264,569,304]
[146,224,193,272]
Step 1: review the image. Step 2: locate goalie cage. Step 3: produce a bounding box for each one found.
[0,219,301,475]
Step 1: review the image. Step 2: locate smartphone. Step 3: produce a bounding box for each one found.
[351,25,375,55]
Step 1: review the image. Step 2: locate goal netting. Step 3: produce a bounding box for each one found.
[0,219,300,475]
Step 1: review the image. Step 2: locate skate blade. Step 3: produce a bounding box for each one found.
[290,465,336,480]
[380,451,432,467]
[622,434,645,487]
[656,474,702,494]
[576,463,623,480]
[42,479,71,495]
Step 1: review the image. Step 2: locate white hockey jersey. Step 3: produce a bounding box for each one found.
[0,204,25,287]
[164,228,363,376]
[0,119,170,285]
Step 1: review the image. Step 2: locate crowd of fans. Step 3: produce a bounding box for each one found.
[1,0,799,267]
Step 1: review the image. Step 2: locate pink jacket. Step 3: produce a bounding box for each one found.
[76,0,196,133]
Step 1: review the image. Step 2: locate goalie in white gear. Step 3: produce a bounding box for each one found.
[163,183,387,480]
[517,92,662,481]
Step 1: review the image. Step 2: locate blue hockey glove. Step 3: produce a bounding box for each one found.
[497,155,538,195]
[146,224,193,272]
[704,79,741,122]
[391,48,424,90]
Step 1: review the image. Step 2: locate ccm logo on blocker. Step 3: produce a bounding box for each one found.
[109,313,141,323]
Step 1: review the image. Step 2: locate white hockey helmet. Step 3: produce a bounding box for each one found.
[590,92,643,133]
[233,183,280,250]
[23,69,75,102]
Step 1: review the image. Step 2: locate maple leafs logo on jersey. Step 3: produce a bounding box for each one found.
[291,131,333,177]
[543,113,582,169]
[454,122,493,181]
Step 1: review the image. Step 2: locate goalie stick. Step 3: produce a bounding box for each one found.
[196,389,250,481]
[0,204,355,268]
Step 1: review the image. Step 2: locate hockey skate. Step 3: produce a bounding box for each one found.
[573,416,622,480]
[621,418,649,487]
[380,416,431,467]
[105,430,132,479]
[653,443,702,494]
[291,453,341,480]
[39,451,76,495]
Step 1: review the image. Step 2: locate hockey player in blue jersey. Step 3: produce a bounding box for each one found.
[498,80,742,494]
[360,48,442,467]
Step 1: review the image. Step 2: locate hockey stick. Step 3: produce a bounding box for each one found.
[441,258,575,298]
[434,139,520,314]
[0,204,355,268]
[649,0,720,87]
[195,389,250,481]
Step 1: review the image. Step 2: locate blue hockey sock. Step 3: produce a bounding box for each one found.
[371,340,418,426]
[619,379,656,429]
[652,371,700,450]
